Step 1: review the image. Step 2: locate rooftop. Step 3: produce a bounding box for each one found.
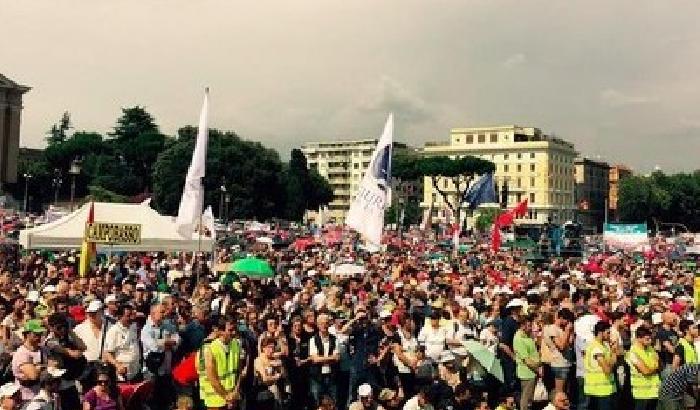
[0,73,31,93]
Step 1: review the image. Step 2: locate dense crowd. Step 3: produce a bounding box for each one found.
[0,229,697,410]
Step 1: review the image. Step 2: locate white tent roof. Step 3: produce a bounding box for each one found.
[19,201,215,252]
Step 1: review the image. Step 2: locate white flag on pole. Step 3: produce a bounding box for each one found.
[346,114,393,245]
[176,88,209,238]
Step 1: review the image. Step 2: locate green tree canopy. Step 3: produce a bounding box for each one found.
[415,155,495,220]
[618,171,700,231]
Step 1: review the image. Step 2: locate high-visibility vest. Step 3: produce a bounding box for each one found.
[584,339,616,397]
[679,338,698,365]
[197,338,241,408]
[626,343,660,400]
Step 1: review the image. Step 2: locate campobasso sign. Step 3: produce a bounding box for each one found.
[84,222,142,244]
[603,223,648,249]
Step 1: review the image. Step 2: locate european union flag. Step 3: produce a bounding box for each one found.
[463,172,496,210]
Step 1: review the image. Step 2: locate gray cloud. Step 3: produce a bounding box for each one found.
[1,0,699,171]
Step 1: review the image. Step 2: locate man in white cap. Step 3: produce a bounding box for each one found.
[73,300,108,364]
[0,382,21,410]
[349,383,385,410]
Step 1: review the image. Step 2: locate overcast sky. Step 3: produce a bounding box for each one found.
[2,0,699,172]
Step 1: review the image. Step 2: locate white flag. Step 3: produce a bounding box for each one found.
[346,114,393,245]
[176,89,209,238]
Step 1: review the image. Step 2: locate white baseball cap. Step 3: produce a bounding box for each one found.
[0,382,19,398]
[26,291,40,303]
[42,285,57,294]
[105,294,118,304]
[46,367,66,378]
[379,310,392,319]
[506,298,526,309]
[86,300,103,313]
[358,383,372,397]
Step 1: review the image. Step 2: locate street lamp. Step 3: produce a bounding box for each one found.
[224,194,231,223]
[22,173,32,213]
[52,169,62,206]
[69,159,81,211]
[219,184,227,221]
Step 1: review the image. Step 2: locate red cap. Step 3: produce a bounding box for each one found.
[69,305,86,324]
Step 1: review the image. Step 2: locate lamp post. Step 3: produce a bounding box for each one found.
[224,194,231,223]
[52,169,62,206]
[69,159,81,211]
[22,173,32,213]
[219,184,227,221]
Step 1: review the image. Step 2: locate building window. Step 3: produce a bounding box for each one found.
[490,134,498,143]
[465,135,473,143]
[530,152,535,159]
[432,193,437,202]
[517,153,522,160]
[530,177,535,187]
[504,164,509,172]
[530,164,536,172]
[353,163,359,169]
[504,154,509,160]
[516,164,522,172]
[517,178,522,188]
[530,192,536,203]
[478,134,485,143]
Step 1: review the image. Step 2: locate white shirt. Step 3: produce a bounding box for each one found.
[73,319,107,361]
[403,395,434,410]
[104,321,141,380]
[395,330,417,374]
[309,334,333,374]
[418,325,448,361]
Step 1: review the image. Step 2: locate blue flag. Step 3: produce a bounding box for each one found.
[463,172,496,210]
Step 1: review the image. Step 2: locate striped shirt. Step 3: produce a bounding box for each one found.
[659,363,700,401]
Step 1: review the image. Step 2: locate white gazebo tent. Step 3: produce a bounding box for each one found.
[19,201,215,252]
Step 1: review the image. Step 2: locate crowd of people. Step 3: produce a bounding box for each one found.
[0,227,697,410]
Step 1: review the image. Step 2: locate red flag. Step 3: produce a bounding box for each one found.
[513,199,528,218]
[496,210,515,227]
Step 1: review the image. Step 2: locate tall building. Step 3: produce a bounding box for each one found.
[301,139,414,222]
[0,73,29,187]
[608,164,633,222]
[574,157,610,233]
[422,125,578,224]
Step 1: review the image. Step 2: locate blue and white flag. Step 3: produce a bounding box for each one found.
[463,172,496,210]
[346,114,393,245]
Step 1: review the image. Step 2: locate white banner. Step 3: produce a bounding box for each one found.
[346,114,394,245]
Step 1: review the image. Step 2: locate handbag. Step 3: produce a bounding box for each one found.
[533,378,548,402]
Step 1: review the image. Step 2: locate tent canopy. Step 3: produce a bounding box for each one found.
[19,201,215,252]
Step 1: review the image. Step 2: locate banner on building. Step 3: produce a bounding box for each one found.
[603,223,648,249]
[85,222,142,245]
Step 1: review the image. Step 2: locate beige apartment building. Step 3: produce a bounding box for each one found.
[422,125,578,225]
[301,139,415,222]
[302,139,376,222]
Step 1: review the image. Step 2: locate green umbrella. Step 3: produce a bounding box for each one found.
[461,340,504,382]
[230,257,275,278]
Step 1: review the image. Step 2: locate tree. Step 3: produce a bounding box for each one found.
[109,107,166,192]
[474,208,499,232]
[618,172,700,231]
[307,169,334,210]
[416,155,495,221]
[282,149,312,221]
[110,106,159,140]
[152,127,285,220]
[46,112,72,145]
[385,200,422,228]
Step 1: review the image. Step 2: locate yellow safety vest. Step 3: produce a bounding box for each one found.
[626,343,660,400]
[584,339,616,397]
[197,338,241,407]
[679,338,698,365]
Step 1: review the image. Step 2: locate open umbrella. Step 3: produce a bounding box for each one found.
[461,340,504,382]
[230,257,274,279]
